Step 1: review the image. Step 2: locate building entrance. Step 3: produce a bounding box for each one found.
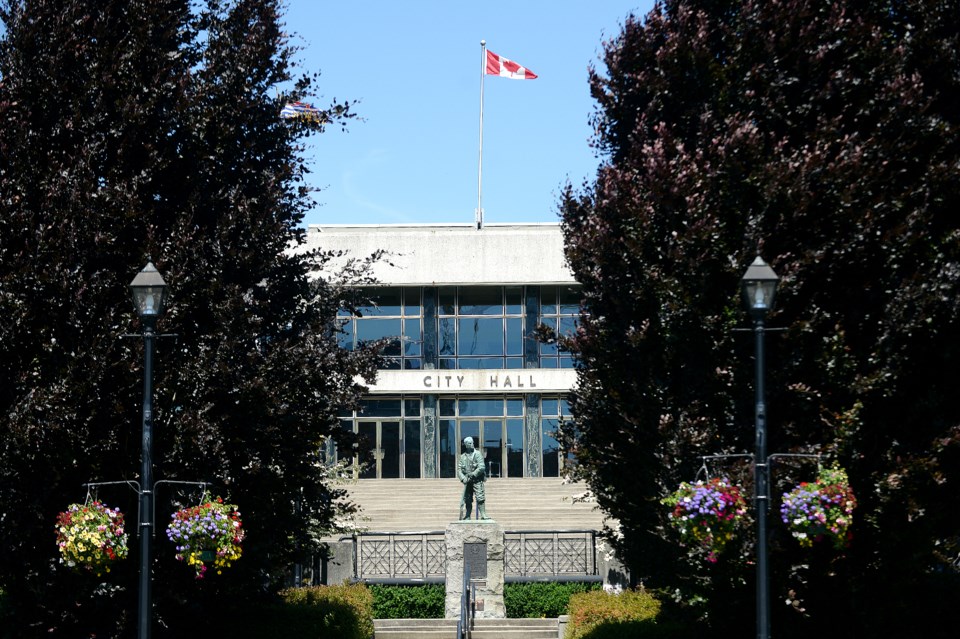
[356,420,401,479]
[439,415,525,479]
[458,419,503,478]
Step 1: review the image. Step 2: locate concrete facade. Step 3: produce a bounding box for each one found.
[298,223,576,286]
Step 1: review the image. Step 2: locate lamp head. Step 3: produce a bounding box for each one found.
[741,255,779,319]
[129,262,168,319]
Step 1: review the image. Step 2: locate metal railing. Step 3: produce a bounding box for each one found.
[457,563,474,639]
[349,529,598,583]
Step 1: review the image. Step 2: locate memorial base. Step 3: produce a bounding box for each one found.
[444,521,505,619]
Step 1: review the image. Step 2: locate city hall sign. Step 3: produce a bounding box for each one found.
[362,369,577,395]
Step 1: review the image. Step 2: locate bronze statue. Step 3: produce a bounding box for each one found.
[458,437,489,520]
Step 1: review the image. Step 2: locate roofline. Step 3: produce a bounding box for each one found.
[307,222,561,230]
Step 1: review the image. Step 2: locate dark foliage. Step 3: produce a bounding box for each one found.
[559,1,960,636]
[0,1,378,636]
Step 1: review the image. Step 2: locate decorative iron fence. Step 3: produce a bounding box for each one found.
[352,531,447,581]
[350,529,598,582]
[504,530,597,578]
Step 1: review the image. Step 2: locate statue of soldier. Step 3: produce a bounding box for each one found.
[458,437,489,520]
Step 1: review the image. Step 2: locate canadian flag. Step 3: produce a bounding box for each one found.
[485,50,538,80]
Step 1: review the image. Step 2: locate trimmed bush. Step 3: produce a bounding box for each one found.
[370,584,445,619]
[505,582,602,618]
[566,589,663,639]
[275,583,374,639]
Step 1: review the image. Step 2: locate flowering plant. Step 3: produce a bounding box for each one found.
[663,477,747,562]
[55,501,129,576]
[780,466,856,549]
[166,494,244,578]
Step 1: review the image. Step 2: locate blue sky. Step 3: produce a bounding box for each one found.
[283,1,655,227]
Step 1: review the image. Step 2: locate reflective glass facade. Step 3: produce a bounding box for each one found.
[339,287,423,370]
[340,285,578,370]
[335,282,581,479]
[338,395,571,479]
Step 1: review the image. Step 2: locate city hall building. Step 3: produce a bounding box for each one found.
[304,222,580,482]
[301,223,617,587]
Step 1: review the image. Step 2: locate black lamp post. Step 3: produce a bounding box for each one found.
[741,255,779,639]
[129,262,168,639]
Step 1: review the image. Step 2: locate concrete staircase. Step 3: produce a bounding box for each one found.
[374,618,559,639]
[341,478,606,532]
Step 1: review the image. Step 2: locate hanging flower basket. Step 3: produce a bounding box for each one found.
[55,501,129,576]
[663,477,748,562]
[166,494,244,579]
[780,466,856,549]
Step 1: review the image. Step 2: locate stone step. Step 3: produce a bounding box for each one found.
[341,478,605,533]
[373,618,558,639]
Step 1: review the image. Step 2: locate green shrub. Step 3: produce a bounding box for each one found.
[566,589,664,639]
[504,582,602,618]
[370,584,445,619]
[274,583,374,639]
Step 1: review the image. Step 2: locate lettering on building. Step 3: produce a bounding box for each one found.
[420,374,539,390]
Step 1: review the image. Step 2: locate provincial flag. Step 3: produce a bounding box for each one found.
[280,101,323,123]
[485,50,538,80]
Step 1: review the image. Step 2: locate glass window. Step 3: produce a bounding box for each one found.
[404,399,421,417]
[359,399,402,417]
[506,318,523,355]
[505,286,523,314]
[403,319,422,356]
[541,398,559,416]
[380,421,401,479]
[439,419,457,478]
[439,318,456,355]
[459,398,505,417]
[439,287,457,315]
[359,287,403,316]
[357,422,377,479]
[459,286,503,315]
[558,285,581,315]
[540,396,574,477]
[342,287,423,370]
[540,286,558,315]
[539,286,582,369]
[539,317,558,356]
[458,318,505,355]
[404,420,421,479]
[433,286,528,369]
[507,419,524,478]
[356,318,401,354]
[439,398,456,417]
[542,418,560,477]
[403,287,421,315]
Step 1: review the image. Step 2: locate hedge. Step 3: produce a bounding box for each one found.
[566,589,667,639]
[370,584,445,619]
[505,582,602,618]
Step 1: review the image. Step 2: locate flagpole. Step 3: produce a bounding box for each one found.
[477,39,486,230]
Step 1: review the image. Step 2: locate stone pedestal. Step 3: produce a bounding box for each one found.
[444,521,505,619]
